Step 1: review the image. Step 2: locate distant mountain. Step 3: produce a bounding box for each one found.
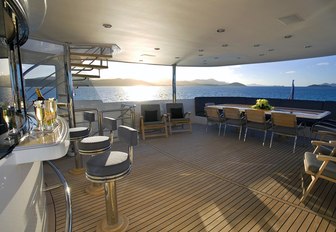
[91,78,245,86]
[307,83,336,87]
[0,75,10,87]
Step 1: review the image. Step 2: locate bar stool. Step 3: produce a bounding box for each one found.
[68,111,95,175]
[78,117,117,195]
[86,125,138,232]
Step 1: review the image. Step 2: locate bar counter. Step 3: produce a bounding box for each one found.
[0,116,69,232]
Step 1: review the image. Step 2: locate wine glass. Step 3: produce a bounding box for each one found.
[2,105,17,139]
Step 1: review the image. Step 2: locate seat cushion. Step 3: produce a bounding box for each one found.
[86,151,130,177]
[304,152,336,179]
[69,127,89,140]
[79,136,110,153]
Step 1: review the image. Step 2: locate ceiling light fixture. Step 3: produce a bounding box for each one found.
[154,47,160,50]
[304,45,312,48]
[216,28,225,33]
[222,44,228,47]
[253,44,261,47]
[198,49,204,52]
[284,34,293,39]
[268,49,275,52]
[175,56,180,59]
[102,23,112,28]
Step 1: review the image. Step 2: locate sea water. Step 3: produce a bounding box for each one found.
[1,86,336,103]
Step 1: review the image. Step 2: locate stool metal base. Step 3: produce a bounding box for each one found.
[96,214,129,232]
[68,167,85,175]
[85,182,104,196]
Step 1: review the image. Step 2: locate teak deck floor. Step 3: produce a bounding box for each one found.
[44,124,336,231]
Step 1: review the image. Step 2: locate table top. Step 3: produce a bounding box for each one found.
[206,104,331,120]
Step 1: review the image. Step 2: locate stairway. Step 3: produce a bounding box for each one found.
[70,46,115,82]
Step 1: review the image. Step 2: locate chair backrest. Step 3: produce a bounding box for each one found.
[103,117,117,131]
[245,109,266,123]
[141,104,161,122]
[166,103,184,119]
[118,125,138,163]
[205,107,220,120]
[224,107,241,120]
[84,111,96,133]
[271,112,297,128]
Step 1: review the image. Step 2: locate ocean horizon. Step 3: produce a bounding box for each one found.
[1,85,336,103]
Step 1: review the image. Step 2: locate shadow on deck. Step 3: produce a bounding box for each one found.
[44,124,336,231]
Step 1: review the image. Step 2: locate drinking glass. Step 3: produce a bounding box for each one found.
[2,105,17,138]
[34,101,45,132]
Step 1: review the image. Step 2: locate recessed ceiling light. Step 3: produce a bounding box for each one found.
[216,28,225,33]
[268,49,275,52]
[102,23,112,28]
[304,45,312,48]
[154,48,160,50]
[198,49,204,52]
[284,34,293,39]
[222,44,228,47]
[253,44,261,47]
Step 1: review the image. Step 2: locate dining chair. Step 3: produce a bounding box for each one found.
[269,112,303,153]
[244,109,271,146]
[204,106,224,136]
[301,140,336,202]
[140,104,168,140]
[166,103,192,135]
[223,107,245,140]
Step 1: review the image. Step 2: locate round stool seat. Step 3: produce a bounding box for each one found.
[79,136,111,154]
[86,151,130,179]
[69,127,90,140]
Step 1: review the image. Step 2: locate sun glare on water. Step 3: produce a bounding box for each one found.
[121,86,169,101]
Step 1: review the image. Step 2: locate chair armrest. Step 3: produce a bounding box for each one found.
[184,112,191,118]
[311,140,332,147]
[316,154,336,162]
[316,130,336,138]
[161,114,167,122]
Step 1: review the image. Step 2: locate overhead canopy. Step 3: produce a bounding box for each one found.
[28,0,336,67]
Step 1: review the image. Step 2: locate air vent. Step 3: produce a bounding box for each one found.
[278,14,303,25]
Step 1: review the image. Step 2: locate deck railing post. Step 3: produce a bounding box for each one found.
[64,44,76,127]
[172,64,177,103]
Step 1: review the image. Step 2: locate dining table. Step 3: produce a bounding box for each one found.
[206,104,331,120]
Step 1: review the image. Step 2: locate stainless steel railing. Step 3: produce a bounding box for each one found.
[45,161,72,232]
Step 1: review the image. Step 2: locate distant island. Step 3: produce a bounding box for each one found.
[89,78,246,87]
[307,83,336,87]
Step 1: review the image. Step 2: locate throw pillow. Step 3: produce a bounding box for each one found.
[170,108,183,119]
[145,110,158,122]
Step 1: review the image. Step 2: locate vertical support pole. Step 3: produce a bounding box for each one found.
[64,44,76,128]
[172,64,177,103]
[105,181,118,225]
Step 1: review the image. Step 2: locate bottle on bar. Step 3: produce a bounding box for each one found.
[35,88,45,101]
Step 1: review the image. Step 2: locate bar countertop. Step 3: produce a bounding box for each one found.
[10,116,70,164]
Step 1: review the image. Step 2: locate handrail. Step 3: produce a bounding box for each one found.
[45,161,72,232]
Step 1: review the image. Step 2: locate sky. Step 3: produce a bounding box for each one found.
[1,54,336,87]
[99,55,336,86]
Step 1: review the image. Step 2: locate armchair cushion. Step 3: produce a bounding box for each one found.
[304,152,336,179]
[144,110,158,122]
[170,107,184,119]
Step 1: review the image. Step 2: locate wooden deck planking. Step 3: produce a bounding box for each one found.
[44,124,336,231]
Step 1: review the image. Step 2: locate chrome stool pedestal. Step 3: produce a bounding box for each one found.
[68,111,95,175]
